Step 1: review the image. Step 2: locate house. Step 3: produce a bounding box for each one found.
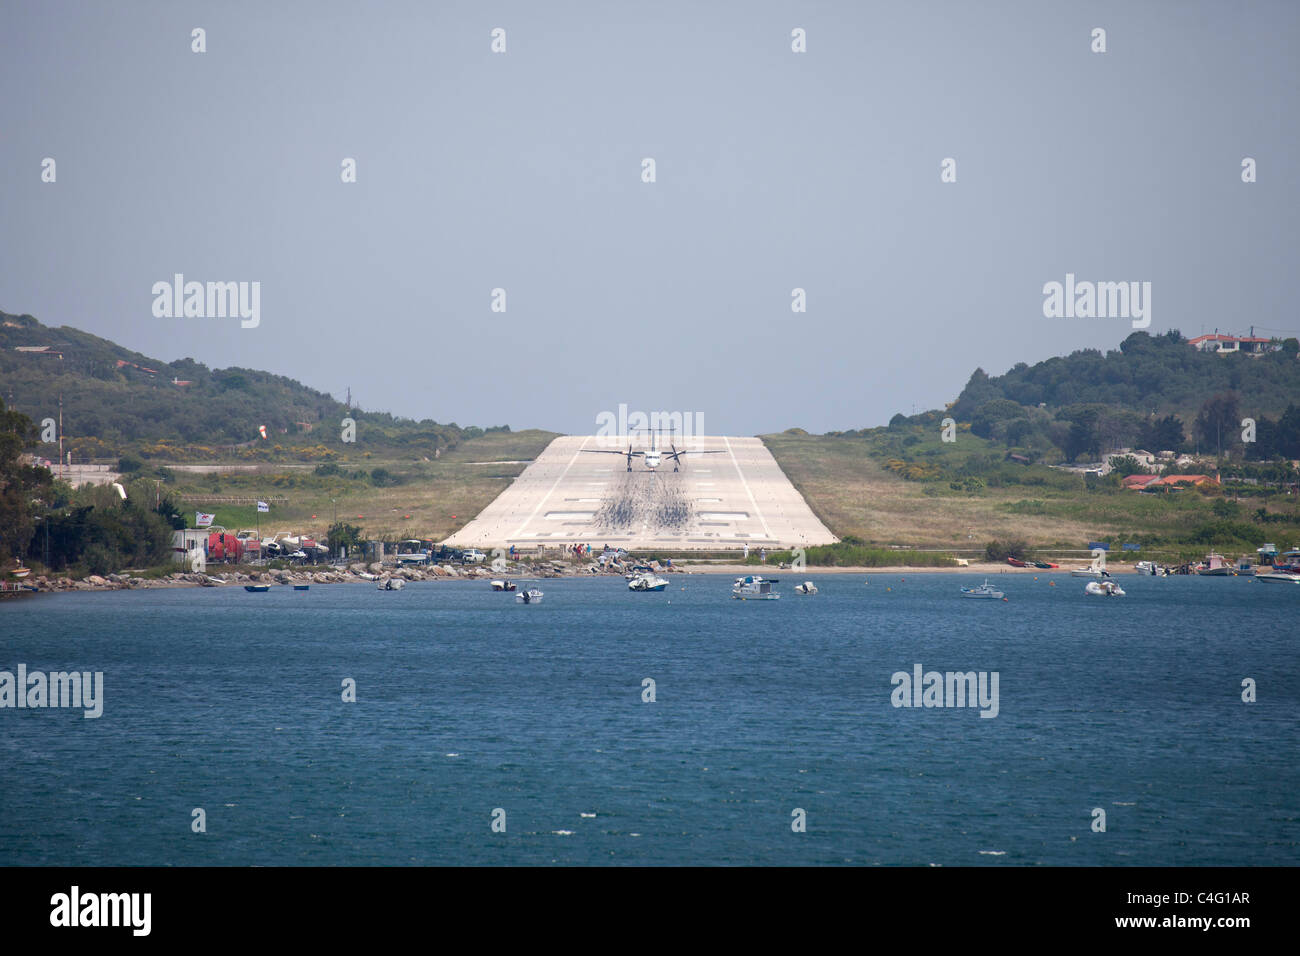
[1133,474,1221,492]
[1121,474,1160,490]
[1187,333,1278,356]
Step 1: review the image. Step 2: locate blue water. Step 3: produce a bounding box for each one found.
[1,573,1296,865]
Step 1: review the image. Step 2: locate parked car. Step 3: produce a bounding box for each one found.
[462,549,487,564]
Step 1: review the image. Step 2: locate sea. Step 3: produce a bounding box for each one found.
[1,572,1296,866]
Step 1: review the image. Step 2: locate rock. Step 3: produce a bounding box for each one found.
[86,575,108,587]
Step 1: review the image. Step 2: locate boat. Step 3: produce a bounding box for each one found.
[732,575,779,600]
[1256,570,1300,584]
[516,588,544,604]
[1032,561,1058,569]
[628,572,669,592]
[1005,557,1028,568]
[293,584,310,590]
[960,580,1004,599]
[491,579,517,591]
[377,577,404,590]
[244,584,270,592]
[9,560,31,579]
[1235,556,1256,576]
[0,581,38,599]
[793,581,818,594]
[1134,560,1158,575]
[1085,580,1126,597]
[1196,553,1235,576]
[1069,560,1109,578]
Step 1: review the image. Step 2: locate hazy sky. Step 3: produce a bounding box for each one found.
[2,1,1297,435]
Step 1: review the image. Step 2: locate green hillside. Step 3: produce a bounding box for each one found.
[0,310,504,462]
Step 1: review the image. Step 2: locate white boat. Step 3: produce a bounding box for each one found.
[628,573,669,592]
[516,588,544,604]
[1069,564,1108,578]
[732,575,779,600]
[1085,580,1125,597]
[1196,553,1234,576]
[1256,570,1300,584]
[490,579,517,591]
[377,577,404,590]
[793,581,818,594]
[960,580,1004,599]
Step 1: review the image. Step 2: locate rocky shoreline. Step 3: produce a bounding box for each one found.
[16,557,690,592]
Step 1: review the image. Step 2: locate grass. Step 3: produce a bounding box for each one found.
[163,429,559,540]
[760,430,1300,562]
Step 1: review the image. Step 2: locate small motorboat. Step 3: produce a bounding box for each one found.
[793,581,818,594]
[1085,580,1126,597]
[1006,557,1028,568]
[732,575,779,600]
[1069,565,1108,578]
[244,585,270,592]
[293,584,310,591]
[491,579,517,591]
[516,588,544,604]
[628,572,669,592]
[960,580,1004,599]
[1256,570,1300,584]
[377,577,404,590]
[1032,561,1058,569]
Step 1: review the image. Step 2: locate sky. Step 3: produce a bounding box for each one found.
[2,0,1297,436]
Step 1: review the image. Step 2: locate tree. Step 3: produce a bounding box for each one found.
[1141,414,1185,453]
[1194,393,1240,456]
[0,399,53,563]
[327,522,365,559]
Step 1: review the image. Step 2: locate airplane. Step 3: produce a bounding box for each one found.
[583,428,723,472]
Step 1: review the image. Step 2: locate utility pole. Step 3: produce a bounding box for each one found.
[57,394,63,482]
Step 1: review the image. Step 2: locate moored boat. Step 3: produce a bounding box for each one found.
[733,575,779,600]
[960,580,1004,599]
[516,588,544,604]
[1196,552,1235,576]
[628,572,669,592]
[244,584,270,592]
[377,577,404,590]
[793,581,818,594]
[490,579,517,591]
[1256,570,1300,584]
[293,584,310,590]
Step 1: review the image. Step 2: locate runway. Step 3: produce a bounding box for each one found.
[443,435,838,551]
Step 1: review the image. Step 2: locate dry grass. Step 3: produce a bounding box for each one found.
[761,432,1156,551]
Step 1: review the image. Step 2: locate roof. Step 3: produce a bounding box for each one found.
[1187,334,1272,345]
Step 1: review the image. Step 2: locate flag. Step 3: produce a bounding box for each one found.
[195,512,215,528]
[257,501,269,513]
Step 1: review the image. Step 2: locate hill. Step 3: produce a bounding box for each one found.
[0,310,506,462]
